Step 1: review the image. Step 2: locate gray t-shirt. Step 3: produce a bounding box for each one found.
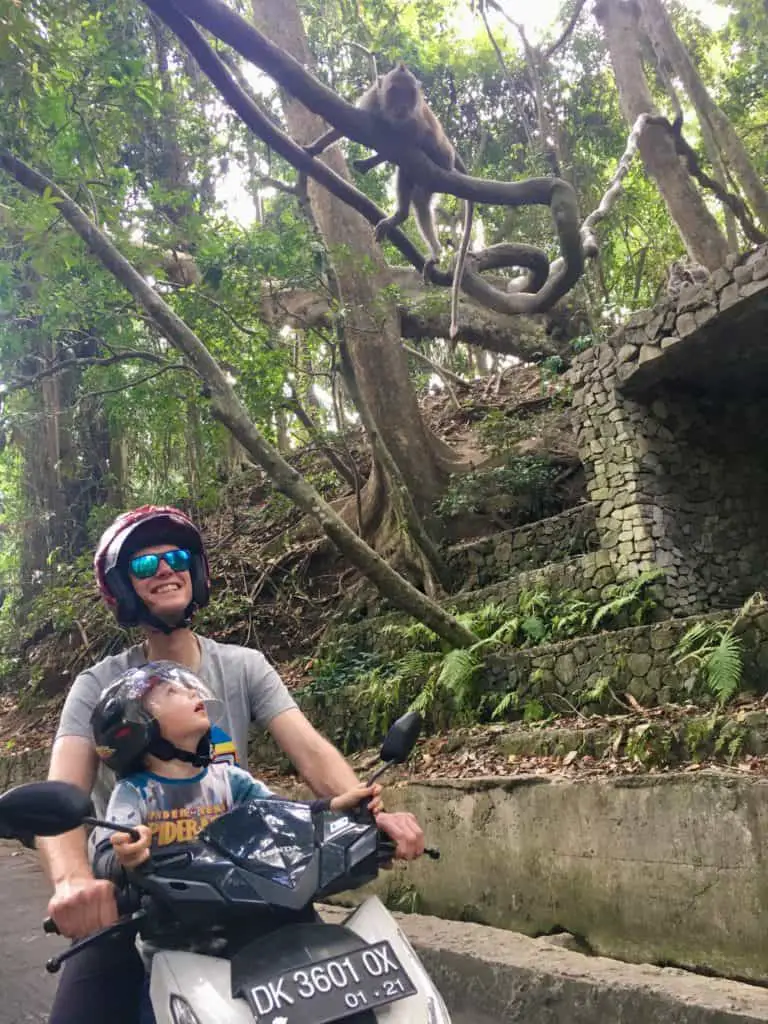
[55,635,297,815]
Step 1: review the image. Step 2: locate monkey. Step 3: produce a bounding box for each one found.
[305,62,473,342]
[162,249,202,288]
[665,258,711,301]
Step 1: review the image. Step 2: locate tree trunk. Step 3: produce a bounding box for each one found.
[0,147,478,646]
[250,0,460,546]
[17,340,106,594]
[638,0,768,232]
[595,0,729,269]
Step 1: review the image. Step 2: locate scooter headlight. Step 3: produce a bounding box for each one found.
[170,994,203,1024]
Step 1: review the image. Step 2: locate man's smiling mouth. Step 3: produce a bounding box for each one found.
[151,582,181,595]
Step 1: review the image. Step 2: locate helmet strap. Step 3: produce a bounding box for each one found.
[147,731,213,768]
[139,605,195,635]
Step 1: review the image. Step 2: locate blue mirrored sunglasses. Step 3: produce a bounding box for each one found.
[128,548,192,580]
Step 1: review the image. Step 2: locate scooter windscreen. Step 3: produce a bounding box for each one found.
[200,799,315,889]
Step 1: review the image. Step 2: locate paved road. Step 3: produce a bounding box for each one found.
[0,844,66,1022]
[0,844,487,1023]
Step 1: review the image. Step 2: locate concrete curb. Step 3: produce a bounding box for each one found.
[322,905,768,1022]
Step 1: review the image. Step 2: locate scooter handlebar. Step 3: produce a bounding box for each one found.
[42,887,140,937]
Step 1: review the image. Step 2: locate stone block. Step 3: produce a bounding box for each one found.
[694,304,717,327]
[617,344,638,364]
[677,284,713,312]
[646,313,666,338]
[711,267,732,291]
[626,308,654,328]
[741,278,768,297]
[734,263,753,285]
[719,282,740,309]
[660,336,680,349]
[639,344,662,364]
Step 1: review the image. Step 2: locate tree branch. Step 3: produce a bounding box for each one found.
[75,363,189,402]
[477,3,534,148]
[286,391,358,489]
[404,343,462,410]
[540,0,590,59]
[3,350,191,394]
[141,0,586,317]
[647,114,767,245]
[0,146,476,648]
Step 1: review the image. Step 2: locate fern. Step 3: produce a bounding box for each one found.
[580,676,611,704]
[672,620,717,660]
[521,614,547,643]
[491,690,519,720]
[591,569,665,631]
[437,648,481,703]
[673,615,745,706]
[705,632,743,706]
[522,698,547,723]
[465,602,511,636]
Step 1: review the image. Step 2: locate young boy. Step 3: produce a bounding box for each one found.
[90,660,380,877]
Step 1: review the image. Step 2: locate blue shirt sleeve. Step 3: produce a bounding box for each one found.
[227,765,274,804]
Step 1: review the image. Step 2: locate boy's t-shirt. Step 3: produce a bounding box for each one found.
[91,762,273,873]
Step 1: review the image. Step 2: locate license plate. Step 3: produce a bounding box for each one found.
[245,940,416,1024]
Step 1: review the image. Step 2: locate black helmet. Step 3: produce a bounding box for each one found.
[94,506,210,633]
[91,661,222,777]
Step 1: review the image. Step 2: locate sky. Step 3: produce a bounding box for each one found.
[489,0,731,35]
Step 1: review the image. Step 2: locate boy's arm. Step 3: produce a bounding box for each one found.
[90,781,144,885]
[228,765,274,803]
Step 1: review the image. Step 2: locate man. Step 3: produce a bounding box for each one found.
[39,505,424,1024]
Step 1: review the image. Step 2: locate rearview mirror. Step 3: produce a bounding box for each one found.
[380,710,423,765]
[0,781,92,841]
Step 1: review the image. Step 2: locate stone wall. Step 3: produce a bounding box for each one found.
[328,550,620,663]
[294,609,768,753]
[447,504,599,589]
[570,243,768,615]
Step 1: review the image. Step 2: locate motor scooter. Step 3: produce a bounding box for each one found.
[0,710,450,1024]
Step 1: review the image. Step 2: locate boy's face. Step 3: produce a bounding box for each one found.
[129,543,193,624]
[145,679,210,751]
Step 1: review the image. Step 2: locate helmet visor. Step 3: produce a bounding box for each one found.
[114,662,223,725]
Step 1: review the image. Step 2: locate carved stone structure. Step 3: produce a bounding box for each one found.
[570,243,768,614]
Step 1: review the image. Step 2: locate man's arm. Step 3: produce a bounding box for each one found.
[268,708,358,796]
[37,735,119,937]
[268,708,424,859]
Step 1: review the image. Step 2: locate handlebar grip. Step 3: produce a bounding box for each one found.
[43,916,60,935]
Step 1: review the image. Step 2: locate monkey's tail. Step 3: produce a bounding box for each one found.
[449,200,474,342]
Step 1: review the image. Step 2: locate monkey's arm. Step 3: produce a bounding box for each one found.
[353,153,386,174]
[304,126,342,157]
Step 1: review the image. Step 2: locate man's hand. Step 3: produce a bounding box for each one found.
[47,875,118,939]
[111,825,152,869]
[374,811,425,860]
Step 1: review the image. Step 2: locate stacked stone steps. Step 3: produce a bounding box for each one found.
[296,607,768,756]
[446,503,599,590]
[332,503,610,657]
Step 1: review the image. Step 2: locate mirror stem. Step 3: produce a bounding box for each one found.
[365,761,395,787]
[83,817,140,842]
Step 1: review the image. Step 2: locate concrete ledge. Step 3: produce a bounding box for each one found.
[322,905,768,1022]
[337,773,768,984]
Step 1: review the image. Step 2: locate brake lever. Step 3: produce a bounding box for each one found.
[43,910,147,974]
